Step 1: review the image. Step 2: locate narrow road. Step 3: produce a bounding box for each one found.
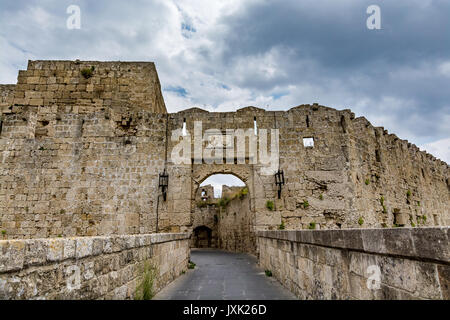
[154,249,296,300]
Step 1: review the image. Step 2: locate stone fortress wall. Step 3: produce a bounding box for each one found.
[0,60,448,241]
[2,60,166,113]
[257,228,449,300]
[0,232,189,299]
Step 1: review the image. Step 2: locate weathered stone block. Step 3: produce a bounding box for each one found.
[437,264,450,300]
[76,238,93,258]
[0,241,25,272]
[46,239,64,261]
[361,229,387,254]
[382,228,414,257]
[410,227,449,262]
[24,239,47,266]
[343,229,364,251]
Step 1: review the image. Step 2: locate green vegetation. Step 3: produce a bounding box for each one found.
[319,194,323,200]
[265,270,272,277]
[417,201,421,207]
[380,196,384,206]
[308,222,316,230]
[216,187,249,208]
[38,146,45,151]
[188,260,196,269]
[358,217,364,226]
[266,200,274,211]
[364,178,370,185]
[417,215,427,225]
[134,261,157,300]
[60,209,65,214]
[81,66,95,79]
[302,200,309,209]
[196,200,208,208]
[406,189,412,198]
[57,234,62,238]
[382,205,387,214]
[238,187,248,199]
[278,221,285,230]
[381,223,388,228]
[1,230,6,236]
[218,197,231,208]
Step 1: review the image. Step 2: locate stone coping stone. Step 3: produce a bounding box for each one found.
[0,233,189,273]
[256,227,449,263]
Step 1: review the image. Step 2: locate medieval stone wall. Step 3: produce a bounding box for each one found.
[0,84,15,114]
[0,61,448,243]
[0,106,168,238]
[218,194,255,253]
[191,185,218,248]
[257,228,449,299]
[8,60,166,113]
[347,117,449,228]
[0,232,189,300]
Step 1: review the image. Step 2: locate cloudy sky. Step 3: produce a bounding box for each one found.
[201,174,245,198]
[1,0,449,167]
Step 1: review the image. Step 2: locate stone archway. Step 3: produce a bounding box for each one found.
[192,225,213,248]
[190,165,257,254]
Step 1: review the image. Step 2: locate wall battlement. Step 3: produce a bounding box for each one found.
[3,60,166,114]
[0,60,448,240]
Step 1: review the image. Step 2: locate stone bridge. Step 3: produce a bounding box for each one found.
[0,227,448,299]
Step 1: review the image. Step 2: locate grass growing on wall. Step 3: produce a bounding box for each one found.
[266,200,274,211]
[196,201,209,208]
[238,187,248,199]
[135,261,158,300]
[358,217,364,226]
[302,200,309,209]
[80,66,95,79]
[218,197,230,208]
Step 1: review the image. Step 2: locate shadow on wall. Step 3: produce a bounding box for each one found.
[192,225,213,248]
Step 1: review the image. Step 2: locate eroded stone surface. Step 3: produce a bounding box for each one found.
[258,228,449,300]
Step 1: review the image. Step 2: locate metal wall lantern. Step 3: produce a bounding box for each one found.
[275,169,285,199]
[159,169,169,201]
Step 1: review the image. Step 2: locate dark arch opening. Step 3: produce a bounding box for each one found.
[192,225,213,248]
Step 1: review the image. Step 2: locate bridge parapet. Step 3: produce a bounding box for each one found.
[257,227,449,299]
[0,232,189,299]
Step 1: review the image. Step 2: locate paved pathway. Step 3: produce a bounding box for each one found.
[154,249,297,300]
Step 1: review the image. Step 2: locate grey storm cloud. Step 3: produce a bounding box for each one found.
[0,0,449,162]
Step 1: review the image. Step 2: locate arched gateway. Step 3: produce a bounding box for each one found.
[1,61,447,243]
